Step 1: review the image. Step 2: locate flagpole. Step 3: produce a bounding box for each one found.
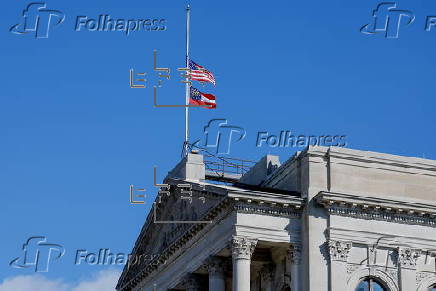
[184,5,191,155]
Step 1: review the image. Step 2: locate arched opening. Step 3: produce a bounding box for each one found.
[356,277,388,291]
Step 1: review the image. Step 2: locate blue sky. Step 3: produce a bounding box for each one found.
[1,0,436,289]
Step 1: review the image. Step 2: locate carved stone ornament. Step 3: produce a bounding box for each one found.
[231,236,258,260]
[397,247,421,268]
[328,240,352,262]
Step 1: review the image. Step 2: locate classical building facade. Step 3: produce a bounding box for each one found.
[116,146,436,291]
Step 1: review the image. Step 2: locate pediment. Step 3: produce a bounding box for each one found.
[118,179,226,287]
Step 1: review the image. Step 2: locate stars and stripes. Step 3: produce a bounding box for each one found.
[188,60,216,85]
[189,87,216,109]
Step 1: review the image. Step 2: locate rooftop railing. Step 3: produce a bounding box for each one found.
[183,142,255,183]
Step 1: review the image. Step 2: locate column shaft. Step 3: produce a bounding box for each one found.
[209,273,225,291]
[206,256,226,291]
[233,258,251,291]
[231,236,257,291]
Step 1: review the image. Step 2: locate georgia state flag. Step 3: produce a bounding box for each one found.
[189,87,216,109]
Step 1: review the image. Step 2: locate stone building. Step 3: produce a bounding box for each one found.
[116,146,436,291]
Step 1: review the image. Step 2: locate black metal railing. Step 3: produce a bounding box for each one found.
[204,155,254,176]
[182,142,255,181]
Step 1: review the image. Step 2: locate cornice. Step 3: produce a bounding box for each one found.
[326,147,436,174]
[229,190,304,218]
[317,191,436,227]
[264,146,436,188]
[228,190,304,207]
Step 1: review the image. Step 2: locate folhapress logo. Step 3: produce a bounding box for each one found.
[193,119,246,155]
[10,2,166,39]
[10,2,65,38]
[10,236,65,272]
[360,2,415,38]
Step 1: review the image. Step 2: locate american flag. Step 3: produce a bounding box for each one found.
[188,60,216,85]
[189,87,216,109]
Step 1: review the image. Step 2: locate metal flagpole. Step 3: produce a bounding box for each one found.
[184,5,191,155]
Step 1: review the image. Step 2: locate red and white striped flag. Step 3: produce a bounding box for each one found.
[188,60,216,85]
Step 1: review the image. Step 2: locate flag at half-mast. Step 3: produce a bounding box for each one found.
[188,60,216,85]
[189,87,216,109]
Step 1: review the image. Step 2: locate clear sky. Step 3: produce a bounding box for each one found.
[1,0,436,290]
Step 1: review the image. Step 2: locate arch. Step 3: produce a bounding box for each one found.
[347,267,398,291]
[356,277,387,290]
[416,275,436,291]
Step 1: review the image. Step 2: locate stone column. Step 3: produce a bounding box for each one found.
[328,240,352,291]
[397,247,420,291]
[287,244,302,291]
[231,236,257,291]
[205,256,226,291]
[182,274,202,291]
[260,263,275,291]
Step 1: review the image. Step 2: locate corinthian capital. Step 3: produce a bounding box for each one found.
[328,240,352,262]
[231,236,257,260]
